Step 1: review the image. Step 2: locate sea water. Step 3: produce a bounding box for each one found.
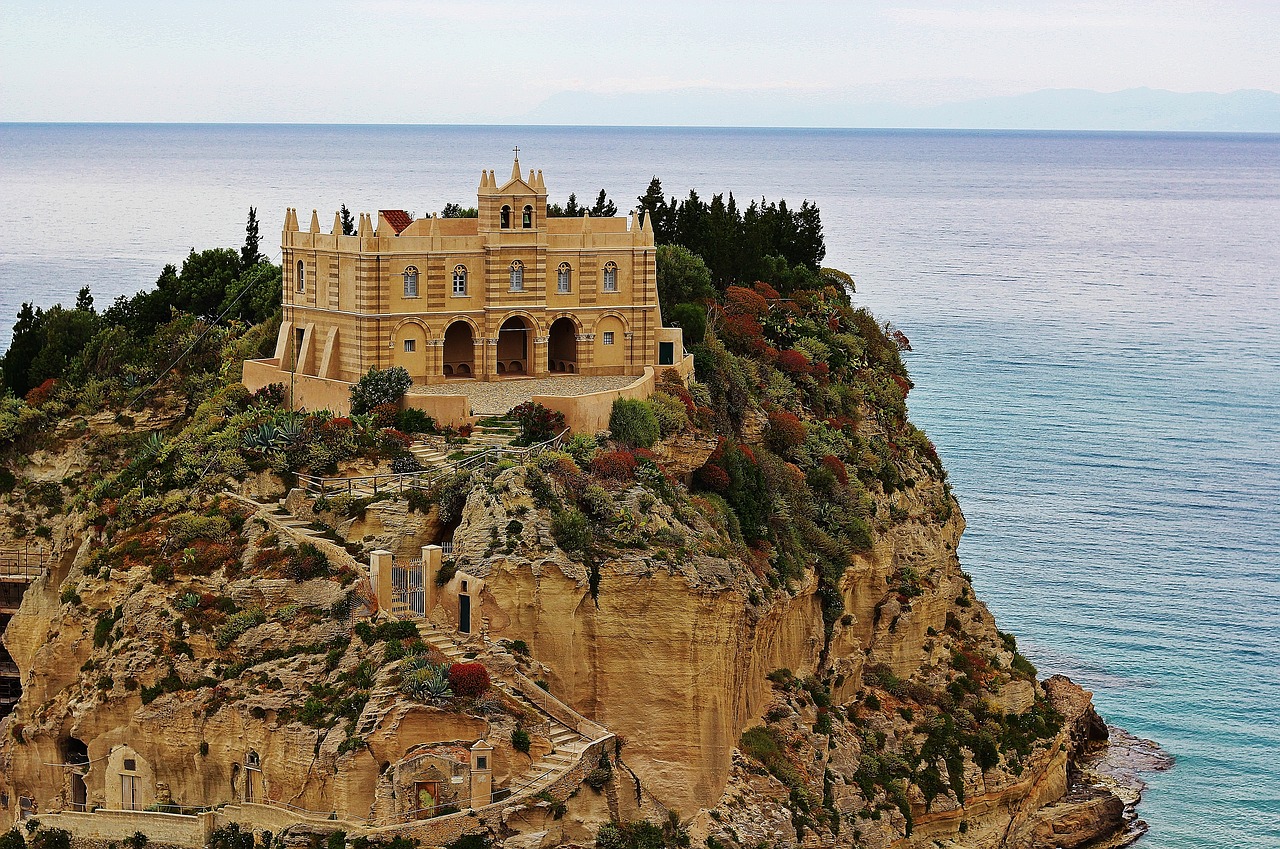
[1,124,1277,847]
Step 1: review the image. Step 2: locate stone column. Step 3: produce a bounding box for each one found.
[532,335,549,377]
[483,337,498,381]
[370,550,393,613]
[425,338,444,385]
[421,544,441,617]
[469,739,494,808]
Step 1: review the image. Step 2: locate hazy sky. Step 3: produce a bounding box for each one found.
[3,0,1277,123]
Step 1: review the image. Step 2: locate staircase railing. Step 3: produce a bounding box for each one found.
[296,429,569,497]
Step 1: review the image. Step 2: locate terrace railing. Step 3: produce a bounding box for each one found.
[296,428,568,498]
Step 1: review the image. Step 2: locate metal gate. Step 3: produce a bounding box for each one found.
[392,559,425,617]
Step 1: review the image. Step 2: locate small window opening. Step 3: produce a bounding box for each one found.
[500,205,511,228]
[603,261,618,291]
[404,339,416,353]
[403,266,419,298]
[453,265,467,296]
[557,263,571,293]
[296,260,306,293]
[603,331,615,346]
[509,261,524,292]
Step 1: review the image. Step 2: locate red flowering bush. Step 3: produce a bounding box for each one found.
[752,281,781,300]
[776,349,812,376]
[821,455,849,487]
[766,410,806,451]
[695,462,730,491]
[591,450,638,480]
[724,286,769,318]
[24,378,56,407]
[509,401,567,444]
[448,662,491,698]
[378,428,412,452]
[370,403,399,429]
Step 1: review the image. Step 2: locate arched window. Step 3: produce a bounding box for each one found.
[522,205,533,228]
[402,265,419,298]
[452,265,468,296]
[500,205,511,228]
[602,261,618,292]
[556,262,572,293]
[509,260,524,292]
[296,260,305,293]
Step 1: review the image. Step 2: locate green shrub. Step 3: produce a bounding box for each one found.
[511,728,531,754]
[0,827,26,849]
[551,508,592,556]
[608,398,660,448]
[649,392,689,436]
[509,401,566,444]
[739,725,800,788]
[349,367,411,415]
[395,407,434,434]
[29,829,70,849]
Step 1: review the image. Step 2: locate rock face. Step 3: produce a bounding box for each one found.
[0,354,1159,849]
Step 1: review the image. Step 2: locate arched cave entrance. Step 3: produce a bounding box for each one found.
[443,321,475,378]
[62,737,88,810]
[548,317,578,373]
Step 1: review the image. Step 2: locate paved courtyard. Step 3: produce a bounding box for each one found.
[408,374,639,415]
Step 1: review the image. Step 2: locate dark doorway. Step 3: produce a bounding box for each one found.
[548,317,578,373]
[459,594,471,634]
[443,321,475,378]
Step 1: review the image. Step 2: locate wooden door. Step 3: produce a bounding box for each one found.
[121,774,138,810]
[414,781,439,818]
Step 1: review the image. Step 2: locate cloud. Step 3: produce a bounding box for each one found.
[883,4,1198,31]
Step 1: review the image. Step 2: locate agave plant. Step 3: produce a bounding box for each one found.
[400,663,453,703]
[138,431,165,462]
[242,423,284,452]
[274,414,305,445]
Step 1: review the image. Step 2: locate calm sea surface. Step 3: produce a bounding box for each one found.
[2,124,1278,846]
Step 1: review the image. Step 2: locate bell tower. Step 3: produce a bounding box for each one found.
[478,148,547,235]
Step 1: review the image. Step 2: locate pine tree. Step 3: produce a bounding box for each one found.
[637,177,673,242]
[563,193,581,217]
[340,204,356,236]
[241,207,263,270]
[590,189,617,218]
[75,286,94,314]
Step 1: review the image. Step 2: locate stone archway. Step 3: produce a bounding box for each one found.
[443,321,475,378]
[497,316,533,376]
[548,317,579,374]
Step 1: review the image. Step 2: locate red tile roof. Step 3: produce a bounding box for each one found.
[380,209,413,235]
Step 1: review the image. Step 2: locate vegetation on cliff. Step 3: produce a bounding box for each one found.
[0,191,1108,849]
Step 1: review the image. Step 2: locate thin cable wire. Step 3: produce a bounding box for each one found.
[126,251,282,412]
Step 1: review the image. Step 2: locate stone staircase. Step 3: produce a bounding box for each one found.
[407,441,451,469]
[269,500,329,543]
[468,417,521,450]
[414,622,593,797]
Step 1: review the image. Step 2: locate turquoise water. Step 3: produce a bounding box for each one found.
[2,124,1278,846]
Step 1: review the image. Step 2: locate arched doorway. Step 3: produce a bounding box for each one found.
[497,316,532,376]
[443,321,475,378]
[548,317,578,373]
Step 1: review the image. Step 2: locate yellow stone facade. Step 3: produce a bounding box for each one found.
[244,157,681,406]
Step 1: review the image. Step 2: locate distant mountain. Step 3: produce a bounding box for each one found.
[518,87,1280,132]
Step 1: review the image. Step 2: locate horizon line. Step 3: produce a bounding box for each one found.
[3,121,1280,138]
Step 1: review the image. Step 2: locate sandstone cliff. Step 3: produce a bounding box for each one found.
[0,290,1148,849]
